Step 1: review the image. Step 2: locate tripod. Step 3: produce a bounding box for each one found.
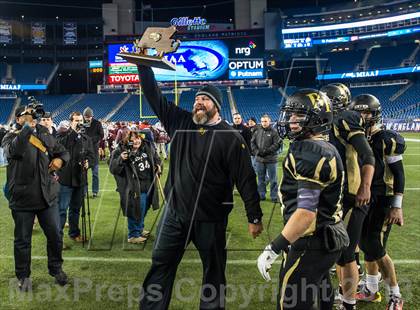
[79,133,92,248]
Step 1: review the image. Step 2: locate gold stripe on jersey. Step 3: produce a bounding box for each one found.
[382,140,395,196]
[314,157,326,181]
[329,157,338,183]
[332,174,344,223]
[347,130,365,140]
[332,162,344,223]
[280,255,302,310]
[342,120,351,132]
[288,153,329,187]
[333,124,362,195]
[390,137,397,156]
[345,143,361,195]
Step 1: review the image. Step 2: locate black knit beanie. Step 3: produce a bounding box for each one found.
[195,84,222,111]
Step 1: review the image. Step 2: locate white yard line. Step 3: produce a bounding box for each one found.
[87,168,112,249]
[0,255,418,265]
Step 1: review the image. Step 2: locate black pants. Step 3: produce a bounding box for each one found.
[359,195,392,262]
[11,206,63,279]
[337,194,369,266]
[140,208,227,310]
[277,236,340,310]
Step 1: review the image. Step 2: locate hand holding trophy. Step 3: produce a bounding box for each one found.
[117,26,180,71]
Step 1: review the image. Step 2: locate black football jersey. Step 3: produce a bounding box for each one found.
[329,110,365,196]
[369,129,406,196]
[279,138,345,236]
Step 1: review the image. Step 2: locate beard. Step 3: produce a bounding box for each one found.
[192,105,217,125]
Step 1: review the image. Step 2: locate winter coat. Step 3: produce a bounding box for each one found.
[2,124,70,210]
[109,142,160,220]
[251,125,282,163]
[56,129,96,187]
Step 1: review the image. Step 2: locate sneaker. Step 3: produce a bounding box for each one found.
[70,235,88,243]
[334,288,343,305]
[64,222,69,228]
[271,198,279,203]
[53,270,69,286]
[18,278,32,292]
[336,302,357,310]
[92,192,98,198]
[141,230,151,238]
[127,236,147,244]
[356,285,381,303]
[386,295,403,310]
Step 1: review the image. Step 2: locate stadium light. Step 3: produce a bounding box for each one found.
[282,12,420,34]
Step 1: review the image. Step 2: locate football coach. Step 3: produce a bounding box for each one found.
[137,65,264,310]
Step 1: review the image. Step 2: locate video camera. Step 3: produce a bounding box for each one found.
[76,122,90,134]
[19,96,45,120]
[122,141,134,153]
[19,96,45,119]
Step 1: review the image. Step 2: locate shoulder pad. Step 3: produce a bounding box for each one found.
[290,140,340,186]
[382,130,406,156]
[336,110,364,132]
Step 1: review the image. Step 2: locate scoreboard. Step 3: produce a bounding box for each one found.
[106,36,265,84]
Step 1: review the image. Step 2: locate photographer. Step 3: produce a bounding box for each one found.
[110,131,160,244]
[2,104,70,291]
[57,111,95,243]
[83,107,104,198]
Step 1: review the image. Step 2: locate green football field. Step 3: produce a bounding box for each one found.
[0,133,419,309]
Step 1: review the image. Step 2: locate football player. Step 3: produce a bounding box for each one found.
[351,94,405,310]
[257,89,347,309]
[321,83,376,310]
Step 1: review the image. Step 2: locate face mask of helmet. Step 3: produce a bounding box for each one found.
[279,91,332,141]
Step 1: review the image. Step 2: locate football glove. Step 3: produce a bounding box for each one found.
[257,244,279,281]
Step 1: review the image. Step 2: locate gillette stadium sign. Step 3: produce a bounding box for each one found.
[107,38,265,84]
[170,16,210,31]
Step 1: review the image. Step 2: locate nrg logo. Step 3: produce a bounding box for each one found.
[235,40,257,56]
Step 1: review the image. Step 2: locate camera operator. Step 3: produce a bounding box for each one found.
[1,104,70,291]
[57,111,95,243]
[83,107,104,198]
[110,131,161,244]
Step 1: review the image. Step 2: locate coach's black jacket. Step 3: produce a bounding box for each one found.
[137,65,262,223]
[232,123,252,153]
[85,118,104,166]
[56,129,95,187]
[109,142,160,220]
[2,124,70,211]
